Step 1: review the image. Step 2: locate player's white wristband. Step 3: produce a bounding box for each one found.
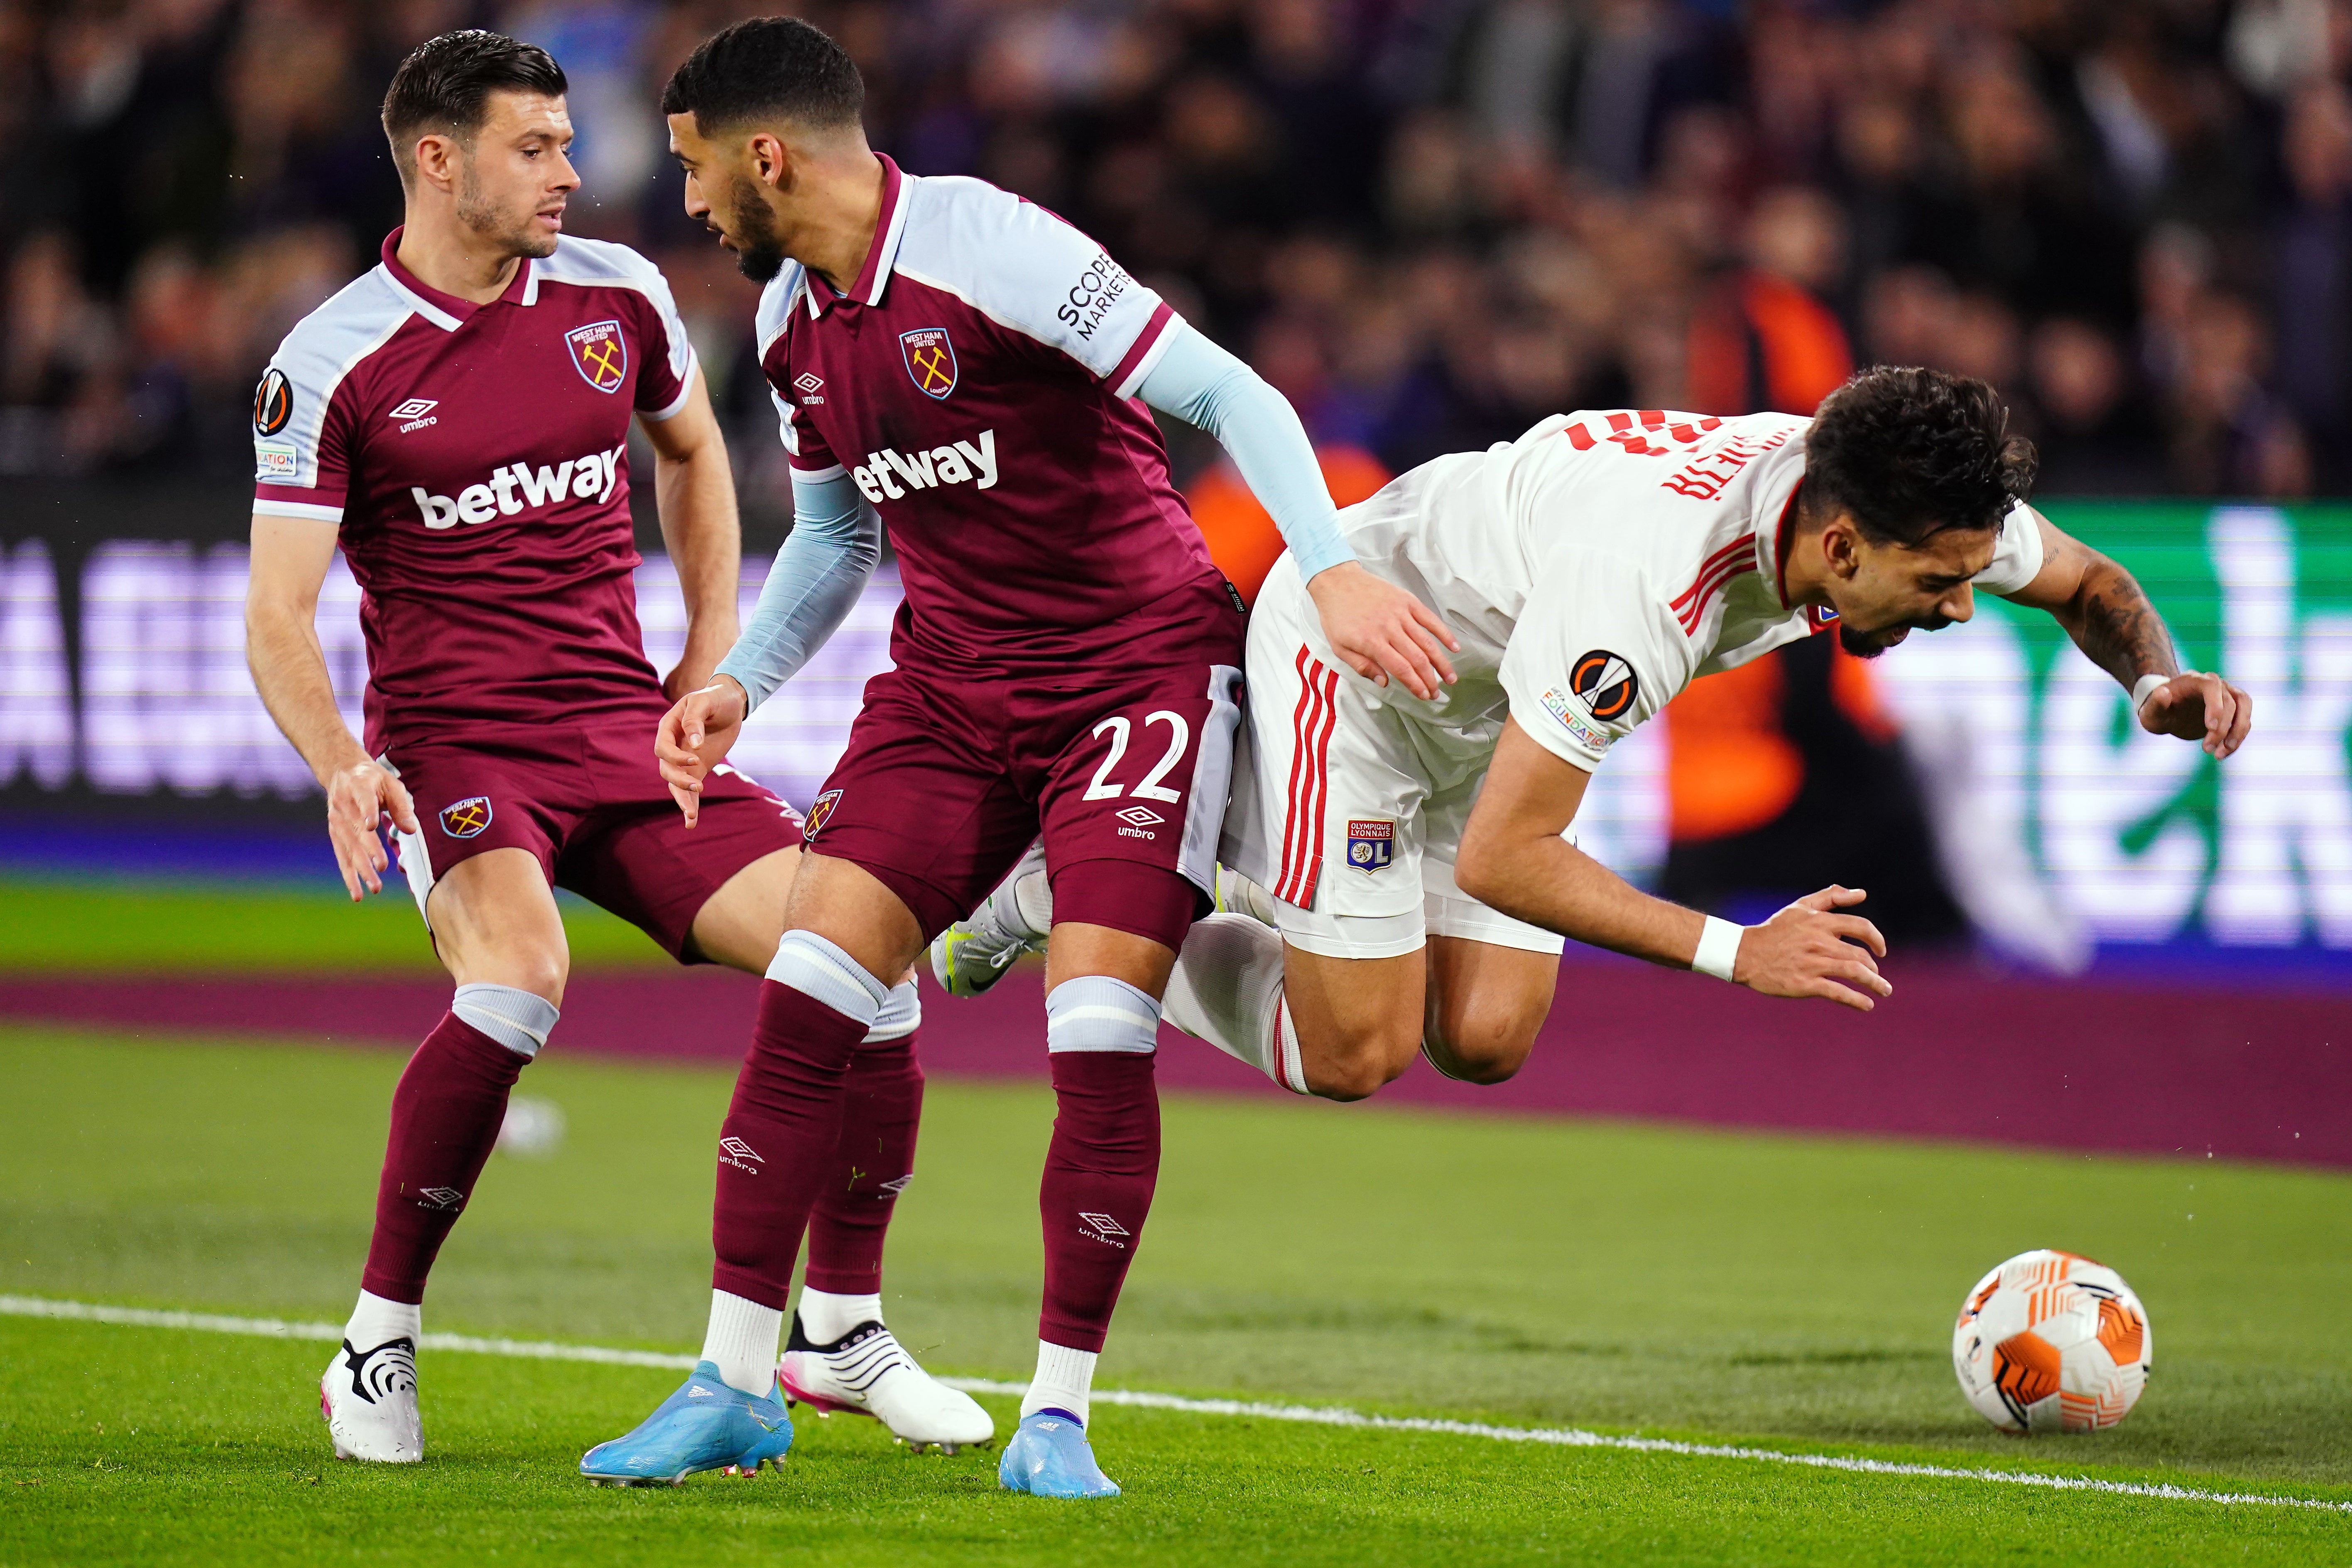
[1691,915,1743,983]
[2130,672,2172,719]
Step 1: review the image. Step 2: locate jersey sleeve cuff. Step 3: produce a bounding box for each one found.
[1108,302,1179,399]
[789,461,847,482]
[1511,695,1610,770]
[252,492,344,523]
[639,350,700,422]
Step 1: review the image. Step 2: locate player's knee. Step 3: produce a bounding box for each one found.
[1301,1019,1419,1102]
[1424,1000,1544,1086]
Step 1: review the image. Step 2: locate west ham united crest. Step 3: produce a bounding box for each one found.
[1345,818,1395,872]
[565,320,628,393]
[439,796,492,839]
[899,328,957,399]
[804,788,843,842]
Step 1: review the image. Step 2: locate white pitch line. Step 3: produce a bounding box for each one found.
[6,1295,2347,1517]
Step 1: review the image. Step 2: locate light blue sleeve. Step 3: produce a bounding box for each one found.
[713,468,881,715]
[1135,322,1354,581]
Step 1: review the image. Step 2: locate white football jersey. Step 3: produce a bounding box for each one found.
[1333,409,2045,770]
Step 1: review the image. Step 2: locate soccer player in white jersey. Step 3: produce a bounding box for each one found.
[959,369,2253,1100]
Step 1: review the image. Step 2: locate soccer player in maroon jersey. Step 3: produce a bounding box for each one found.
[244,31,985,1466]
[580,19,1457,1495]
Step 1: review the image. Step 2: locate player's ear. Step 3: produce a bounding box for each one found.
[410,131,461,195]
[1822,515,1864,580]
[747,131,790,190]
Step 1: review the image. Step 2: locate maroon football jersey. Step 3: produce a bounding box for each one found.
[252,230,696,753]
[757,156,1222,670]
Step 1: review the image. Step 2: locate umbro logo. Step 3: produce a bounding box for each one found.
[720,1137,761,1160]
[416,1186,465,1208]
[719,1136,764,1176]
[390,398,439,434]
[793,372,823,394]
[1115,806,1163,828]
[1078,1211,1129,1248]
[879,1174,915,1196]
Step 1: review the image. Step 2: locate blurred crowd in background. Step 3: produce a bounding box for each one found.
[6,0,2352,501]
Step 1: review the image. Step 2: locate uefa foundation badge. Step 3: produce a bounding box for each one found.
[565,320,628,393]
[439,796,493,839]
[1345,818,1395,872]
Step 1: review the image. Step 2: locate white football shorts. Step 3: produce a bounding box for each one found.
[1220,556,1567,962]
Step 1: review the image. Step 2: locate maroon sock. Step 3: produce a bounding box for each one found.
[710,979,871,1310]
[1037,1050,1160,1353]
[360,1014,528,1304]
[803,1030,925,1296]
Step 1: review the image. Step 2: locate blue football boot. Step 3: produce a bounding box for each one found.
[998,1409,1121,1498]
[579,1362,794,1486]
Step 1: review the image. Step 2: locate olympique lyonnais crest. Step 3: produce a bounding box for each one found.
[439,796,492,839]
[804,788,843,842]
[899,328,958,399]
[1345,818,1395,872]
[565,320,628,394]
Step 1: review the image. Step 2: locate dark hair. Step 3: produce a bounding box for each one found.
[661,17,864,136]
[382,31,568,179]
[1804,367,2038,546]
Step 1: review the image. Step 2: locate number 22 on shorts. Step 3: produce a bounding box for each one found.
[1084,712,1191,803]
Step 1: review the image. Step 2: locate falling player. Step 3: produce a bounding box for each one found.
[245,31,984,1465]
[945,369,2253,1100]
[581,17,1454,1496]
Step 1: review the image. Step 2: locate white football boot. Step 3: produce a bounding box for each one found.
[779,1314,995,1453]
[321,1337,424,1462]
[930,840,1051,998]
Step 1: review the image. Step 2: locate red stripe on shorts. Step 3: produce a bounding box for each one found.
[1277,651,1339,906]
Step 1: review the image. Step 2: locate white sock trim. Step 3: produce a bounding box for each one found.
[1021,1339,1099,1426]
[700,1289,784,1398]
[1044,975,1162,1054]
[795,1287,883,1345]
[451,983,558,1059]
[345,1289,421,1349]
[766,930,890,1027]
[862,980,921,1043]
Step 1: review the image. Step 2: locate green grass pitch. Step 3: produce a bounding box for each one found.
[4,1027,2349,1563]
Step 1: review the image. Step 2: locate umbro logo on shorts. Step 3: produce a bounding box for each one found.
[415,1186,465,1208]
[439,796,492,839]
[719,1135,764,1177]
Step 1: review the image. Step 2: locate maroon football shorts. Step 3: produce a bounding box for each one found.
[384,712,803,962]
[806,586,1247,953]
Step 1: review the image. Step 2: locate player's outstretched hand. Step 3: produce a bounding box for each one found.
[1733,885,1893,1013]
[323,759,417,903]
[2138,671,2252,759]
[1305,561,1460,702]
[656,678,748,828]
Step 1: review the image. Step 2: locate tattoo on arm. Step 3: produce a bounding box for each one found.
[2073,562,2178,689]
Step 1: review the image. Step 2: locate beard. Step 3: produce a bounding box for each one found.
[457,164,559,259]
[1838,621,1904,660]
[725,176,789,281]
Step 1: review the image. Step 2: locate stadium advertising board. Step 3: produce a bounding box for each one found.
[0,502,2346,955]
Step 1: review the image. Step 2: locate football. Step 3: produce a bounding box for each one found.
[1952,1250,2154,1434]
